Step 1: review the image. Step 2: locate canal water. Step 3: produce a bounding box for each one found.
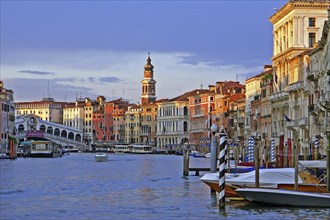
[0,153,329,220]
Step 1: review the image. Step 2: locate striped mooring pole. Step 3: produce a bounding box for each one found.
[271,138,275,162]
[218,126,227,208]
[315,137,319,159]
[315,138,319,149]
[248,137,254,162]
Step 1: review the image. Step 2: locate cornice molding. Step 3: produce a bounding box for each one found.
[270,1,330,24]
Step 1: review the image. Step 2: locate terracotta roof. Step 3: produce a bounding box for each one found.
[229,93,245,102]
[170,89,210,101]
[94,109,104,114]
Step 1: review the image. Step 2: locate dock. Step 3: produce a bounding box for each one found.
[189,168,219,176]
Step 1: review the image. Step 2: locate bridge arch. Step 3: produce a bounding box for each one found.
[18,124,25,133]
[40,124,46,132]
[68,132,74,140]
[54,128,60,136]
[47,126,53,135]
[75,134,82,142]
[61,130,67,138]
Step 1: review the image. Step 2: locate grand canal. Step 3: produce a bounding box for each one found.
[1,153,329,219]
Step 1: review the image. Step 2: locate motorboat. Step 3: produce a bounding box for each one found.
[235,188,330,207]
[94,152,109,162]
[200,168,310,197]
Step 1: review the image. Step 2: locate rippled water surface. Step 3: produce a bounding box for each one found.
[1,153,329,219]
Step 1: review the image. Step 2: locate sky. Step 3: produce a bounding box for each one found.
[0,0,287,104]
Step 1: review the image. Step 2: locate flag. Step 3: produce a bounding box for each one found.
[285,114,291,122]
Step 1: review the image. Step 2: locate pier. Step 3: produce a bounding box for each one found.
[189,167,219,176]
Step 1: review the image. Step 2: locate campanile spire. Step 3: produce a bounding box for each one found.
[141,53,156,105]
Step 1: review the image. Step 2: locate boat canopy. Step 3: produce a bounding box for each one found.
[298,160,326,169]
[226,168,303,188]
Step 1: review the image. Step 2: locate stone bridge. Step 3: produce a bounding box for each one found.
[15,114,86,150]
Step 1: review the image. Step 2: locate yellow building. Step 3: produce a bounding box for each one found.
[140,103,158,145]
[63,99,85,134]
[125,105,141,144]
[15,97,65,124]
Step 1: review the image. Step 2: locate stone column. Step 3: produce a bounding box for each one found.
[300,16,305,46]
[293,16,299,46]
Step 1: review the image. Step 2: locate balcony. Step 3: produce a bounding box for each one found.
[192,113,204,118]
[286,120,298,130]
[298,117,308,129]
[287,81,304,92]
[269,91,289,102]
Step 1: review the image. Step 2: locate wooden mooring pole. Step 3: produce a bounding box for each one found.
[254,138,259,188]
[294,144,299,191]
[183,144,190,176]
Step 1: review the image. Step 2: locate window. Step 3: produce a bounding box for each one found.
[309,33,316,47]
[309,18,315,27]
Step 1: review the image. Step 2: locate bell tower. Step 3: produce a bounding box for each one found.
[141,53,156,105]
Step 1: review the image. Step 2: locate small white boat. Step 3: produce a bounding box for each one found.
[235,188,330,207]
[94,152,108,162]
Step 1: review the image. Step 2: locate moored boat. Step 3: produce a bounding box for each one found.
[200,168,322,197]
[29,141,62,158]
[235,188,330,207]
[130,145,153,154]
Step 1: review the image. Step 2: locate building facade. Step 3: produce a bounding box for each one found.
[125,105,141,144]
[188,89,214,152]
[0,81,15,153]
[15,97,65,124]
[269,0,330,166]
[156,92,194,151]
[306,8,330,157]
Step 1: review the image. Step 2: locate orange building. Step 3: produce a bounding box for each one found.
[188,89,215,152]
[214,81,245,136]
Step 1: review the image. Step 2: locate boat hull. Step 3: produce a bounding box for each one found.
[236,188,330,207]
[94,153,108,162]
[277,183,328,193]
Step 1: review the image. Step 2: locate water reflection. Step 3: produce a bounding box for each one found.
[1,154,329,220]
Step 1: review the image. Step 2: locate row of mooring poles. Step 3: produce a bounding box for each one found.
[182,122,228,209]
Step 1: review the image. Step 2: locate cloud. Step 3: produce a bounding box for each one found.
[4,78,96,102]
[18,70,55,76]
[2,49,263,103]
[88,77,94,82]
[99,77,121,83]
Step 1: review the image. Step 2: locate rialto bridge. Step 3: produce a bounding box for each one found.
[15,114,86,150]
